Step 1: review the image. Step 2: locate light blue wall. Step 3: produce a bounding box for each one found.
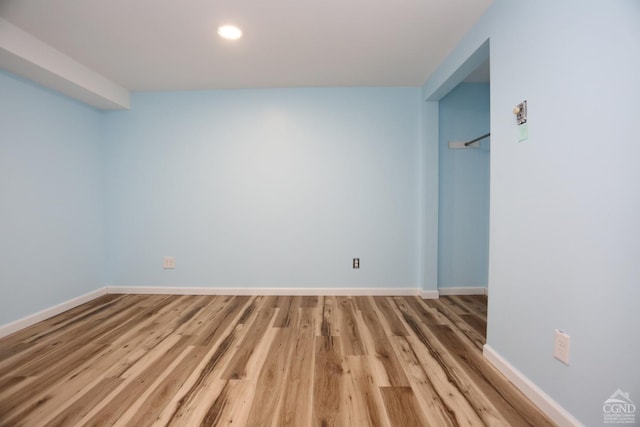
[438,83,489,289]
[103,88,421,288]
[420,101,439,293]
[424,1,640,424]
[0,70,105,325]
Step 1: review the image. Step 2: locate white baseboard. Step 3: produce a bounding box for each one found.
[419,289,439,299]
[106,286,422,297]
[483,344,582,427]
[107,286,439,299]
[438,287,488,296]
[0,287,107,339]
[1,286,427,338]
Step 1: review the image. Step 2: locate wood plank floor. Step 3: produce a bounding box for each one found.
[0,294,554,426]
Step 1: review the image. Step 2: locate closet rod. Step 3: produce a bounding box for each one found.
[464,132,491,147]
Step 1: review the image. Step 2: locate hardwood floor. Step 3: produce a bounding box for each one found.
[0,294,554,426]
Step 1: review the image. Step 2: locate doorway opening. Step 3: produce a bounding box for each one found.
[437,58,490,298]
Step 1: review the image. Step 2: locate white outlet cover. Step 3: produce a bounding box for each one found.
[163,256,175,269]
[554,329,570,365]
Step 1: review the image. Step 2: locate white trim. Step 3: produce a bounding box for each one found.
[107,286,421,297]
[483,344,582,427]
[419,289,439,299]
[437,287,488,296]
[0,287,107,339]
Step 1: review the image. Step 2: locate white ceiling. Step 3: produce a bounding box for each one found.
[0,0,493,92]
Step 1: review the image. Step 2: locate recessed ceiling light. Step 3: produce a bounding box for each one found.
[217,25,242,40]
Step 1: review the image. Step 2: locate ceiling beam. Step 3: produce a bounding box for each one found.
[0,18,129,110]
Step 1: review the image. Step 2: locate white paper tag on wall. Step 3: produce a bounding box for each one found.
[518,124,529,142]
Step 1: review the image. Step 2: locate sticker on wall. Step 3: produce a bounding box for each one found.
[513,101,527,125]
[513,100,529,142]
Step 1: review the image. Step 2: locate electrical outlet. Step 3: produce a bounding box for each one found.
[554,329,570,365]
[163,256,175,269]
[353,258,360,269]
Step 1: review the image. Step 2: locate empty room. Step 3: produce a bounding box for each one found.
[0,1,638,426]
